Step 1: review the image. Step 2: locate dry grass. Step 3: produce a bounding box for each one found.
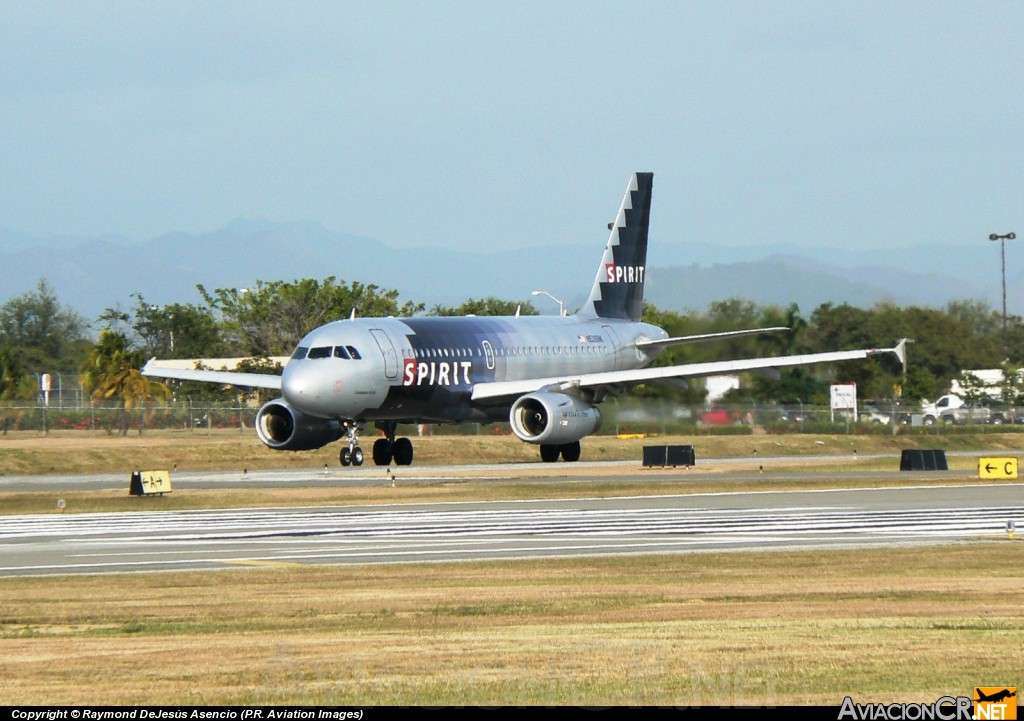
[2,545,1022,705]
[2,428,1024,476]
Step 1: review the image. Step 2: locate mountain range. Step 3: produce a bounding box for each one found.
[1,220,1019,323]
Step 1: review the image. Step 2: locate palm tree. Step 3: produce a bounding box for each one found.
[0,345,36,401]
[79,330,170,435]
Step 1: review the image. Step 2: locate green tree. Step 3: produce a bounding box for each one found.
[0,279,90,372]
[892,305,999,400]
[946,299,1002,338]
[997,362,1024,405]
[0,345,37,400]
[742,303,821,403]
[806,302,903,399]
[128,294,224,359]
[704,298,763,346]
[199,278,423,357]
[79,330,170,435]
[430,298,539,316]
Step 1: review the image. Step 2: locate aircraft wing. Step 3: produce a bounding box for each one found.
[141,360,282,391]
[471,341,907,403]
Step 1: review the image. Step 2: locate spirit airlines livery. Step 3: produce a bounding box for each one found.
[143,173,906,466]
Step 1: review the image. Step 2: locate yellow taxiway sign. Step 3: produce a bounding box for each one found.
[978,457,1018,480]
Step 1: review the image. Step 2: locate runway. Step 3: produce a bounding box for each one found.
[2,483,1021,577]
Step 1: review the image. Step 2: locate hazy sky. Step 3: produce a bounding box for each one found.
[1,1,1021,255]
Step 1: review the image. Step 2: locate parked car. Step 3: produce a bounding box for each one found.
[700,408,750,425]
[863,406,891,424]
[863,401,913,425]
[781,405,809,423]
[939,402,1009,425]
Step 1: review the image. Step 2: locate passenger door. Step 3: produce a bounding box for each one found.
[370,329,399,380]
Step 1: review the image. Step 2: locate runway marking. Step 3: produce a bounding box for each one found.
[3,495,1023,577]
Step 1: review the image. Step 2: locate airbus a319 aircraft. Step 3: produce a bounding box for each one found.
[143,173,906,466]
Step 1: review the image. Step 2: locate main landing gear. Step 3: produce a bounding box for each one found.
[539,441,581,463]
[338,421,415,467]
[371,421,414,466]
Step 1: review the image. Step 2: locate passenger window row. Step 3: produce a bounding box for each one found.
[294,343,606,361]
[404,345,605,358]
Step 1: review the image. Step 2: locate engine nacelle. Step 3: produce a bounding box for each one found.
[509,392,602,445]
[254,399,344,451]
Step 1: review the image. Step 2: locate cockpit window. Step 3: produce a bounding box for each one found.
[333,345,351,359]
[307,346,333,359]
[291,346,309,360]
[346,346,361,359]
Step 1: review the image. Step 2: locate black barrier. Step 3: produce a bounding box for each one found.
[129,471,144,496]
[643,445,696,468]
[900,449,948,471]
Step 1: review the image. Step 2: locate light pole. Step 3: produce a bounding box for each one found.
[531,290,565,317]
[989,232,1016,358]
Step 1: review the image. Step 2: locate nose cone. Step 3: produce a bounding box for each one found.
[281,362,326,415]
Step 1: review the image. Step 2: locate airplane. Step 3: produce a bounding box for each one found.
[975,689,1016,704]
[142,172,906,467]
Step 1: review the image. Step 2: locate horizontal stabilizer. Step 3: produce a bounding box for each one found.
[635,327,789,352]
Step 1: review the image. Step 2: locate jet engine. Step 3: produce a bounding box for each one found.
[254,399,344,451]
[509,392,602,445]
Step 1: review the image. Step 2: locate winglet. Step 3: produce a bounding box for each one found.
[893,338,908,368]
[866,339,908,368]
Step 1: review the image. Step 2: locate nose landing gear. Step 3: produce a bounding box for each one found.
[339,422,364,466]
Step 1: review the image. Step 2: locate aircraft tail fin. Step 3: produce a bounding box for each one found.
[577,172,653,322]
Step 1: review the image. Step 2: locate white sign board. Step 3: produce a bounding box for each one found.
[830,383,858,422]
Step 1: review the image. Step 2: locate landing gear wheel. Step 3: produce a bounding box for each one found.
[372,438,393,465]
[339,421,365,468]
[559,441,581,462]
[540,444,560,463]
[393,437,414,466]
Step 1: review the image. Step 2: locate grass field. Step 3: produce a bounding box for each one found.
[2,431,1023,705]
[2,545,1022,705]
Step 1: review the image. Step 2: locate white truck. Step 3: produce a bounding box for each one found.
[918,369,1021,425]
[920,394,964,425]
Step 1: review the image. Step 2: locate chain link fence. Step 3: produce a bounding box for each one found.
[0,399,255,434]
[3,397,1022,437]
